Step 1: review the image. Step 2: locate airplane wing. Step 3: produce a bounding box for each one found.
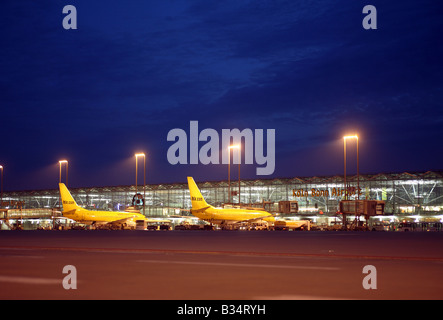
[233,214,274,224]
[108,215,141,225]
[108,216,164,225]
[190,206,211,212]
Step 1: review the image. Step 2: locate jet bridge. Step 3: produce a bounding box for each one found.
[339,200,385,230]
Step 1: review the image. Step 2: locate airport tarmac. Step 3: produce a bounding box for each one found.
[0,230,442,300]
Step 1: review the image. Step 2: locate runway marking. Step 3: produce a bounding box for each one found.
[0,275,61,285]
[0,254,44,259]
[136,259,340,271]
[1,245,443,262]
[253,294,350,300]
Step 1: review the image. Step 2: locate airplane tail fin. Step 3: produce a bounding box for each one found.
[59,183,80,212]
[187,177,211,210]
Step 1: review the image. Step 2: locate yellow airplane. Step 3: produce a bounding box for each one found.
[59,183,147,229]
[187,177,275,229]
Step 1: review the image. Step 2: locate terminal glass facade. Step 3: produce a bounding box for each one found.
[2,171,442,221]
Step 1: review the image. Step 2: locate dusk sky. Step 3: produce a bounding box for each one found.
[1,0,442,191]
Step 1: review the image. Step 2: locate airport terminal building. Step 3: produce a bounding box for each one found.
[1,170,443,229]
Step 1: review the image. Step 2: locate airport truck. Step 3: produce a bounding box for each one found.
[273,220,310,231]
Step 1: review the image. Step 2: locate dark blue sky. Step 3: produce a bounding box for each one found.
[1,0,442,191]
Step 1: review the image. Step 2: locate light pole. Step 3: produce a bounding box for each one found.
[228,145,240,204]
[343,134,360,230]
[58,160,68,212]
[57,160,68,229]
[135,153,146,214]
[343,135,359,200]
[0,165,3,209]
[59,160,68,185]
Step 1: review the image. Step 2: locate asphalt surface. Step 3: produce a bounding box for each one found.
[0,230,442,300]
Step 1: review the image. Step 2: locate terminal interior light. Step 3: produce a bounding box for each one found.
[59,160,68,164]
[135,153,146,158]
[343,135,358,140]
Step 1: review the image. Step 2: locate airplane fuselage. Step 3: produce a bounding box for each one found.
[191,206,275,225]
[62,208,146,225]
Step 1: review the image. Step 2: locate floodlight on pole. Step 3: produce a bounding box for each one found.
[58,160,68,186]
[0,165,3,209]
[228,145,241,204]
[58,160,68,212]
[135,153,146,214]
[343,134,359,201]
